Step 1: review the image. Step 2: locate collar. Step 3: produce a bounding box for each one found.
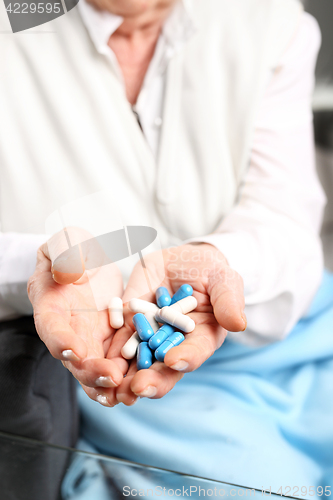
[163,0,196,49]
[78,0,196,56]
[78,0,123,54]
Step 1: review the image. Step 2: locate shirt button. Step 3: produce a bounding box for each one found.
[154,117,163,128]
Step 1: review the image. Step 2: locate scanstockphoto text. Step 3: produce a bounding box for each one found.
[122,486,256,497]
[122,485,332,497]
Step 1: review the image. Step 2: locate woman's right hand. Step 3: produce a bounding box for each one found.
[27,228,128,407]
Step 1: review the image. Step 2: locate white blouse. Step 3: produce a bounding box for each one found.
[0,0,326,346]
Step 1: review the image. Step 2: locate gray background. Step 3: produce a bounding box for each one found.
[302,1,333,270]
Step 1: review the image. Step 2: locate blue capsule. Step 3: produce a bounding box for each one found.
[133,313,154,341]
[155,286,172,308]
[137,342,153,370]
[170,284,193,305]
[155,332,185,362]
[148,324,175,351]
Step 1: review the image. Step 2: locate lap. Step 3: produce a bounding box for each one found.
[77,271,333,489]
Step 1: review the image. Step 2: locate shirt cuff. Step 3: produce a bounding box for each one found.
[0,233,48,317]
[185,232,261,297]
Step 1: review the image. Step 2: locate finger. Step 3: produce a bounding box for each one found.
[114,315,224,400]
[36,238,86,285]
[106,319,135,359]
[48,228,110,285]
[80,383,119,408]
[45,228,85,284]
[102,329,130,371]
[34,246,53,273]
[115,361,140,406]
[63,357,127,388]
[129,361,184,399]
[116,321,223,401]
[208,266,246,332]
[110,356,129,374]
[191,289,213,314]
[52,244,85,285]
[163,320,226,373]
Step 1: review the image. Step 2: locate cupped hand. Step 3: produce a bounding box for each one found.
[28,228,128,407]
[107,243,246,405]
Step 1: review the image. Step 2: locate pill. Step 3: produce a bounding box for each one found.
[144,311,160,333]
[121,331,140,359]
[129,298,159,314]
[155,287,171,308]
[133,313,155,341]
[155,307,195,333]
[148,324,175,351]
[137,342,153,370]
[109,297,124,329]
[170,296,197,315]
[170,284,193,305]
[155,332,185,362]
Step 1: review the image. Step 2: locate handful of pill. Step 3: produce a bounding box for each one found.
[121,284,197,369]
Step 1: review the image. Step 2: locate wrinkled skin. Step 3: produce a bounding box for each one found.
[28,233,246,407]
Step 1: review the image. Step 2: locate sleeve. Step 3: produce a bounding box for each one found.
[188,13,326,346]
[0,232,48,319]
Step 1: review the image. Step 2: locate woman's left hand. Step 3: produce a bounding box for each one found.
[107,244,246,405]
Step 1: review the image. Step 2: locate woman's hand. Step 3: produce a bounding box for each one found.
[28,229,128,407]
[108,243,246,405]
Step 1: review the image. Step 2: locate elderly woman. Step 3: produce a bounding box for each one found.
[1,0,333,492]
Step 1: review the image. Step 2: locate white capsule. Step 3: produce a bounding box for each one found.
[121,332,140,359]
[169,296,197,315]
[155,307,195,333]
[129,298,159,314]
[144,311,160,333]
[109,297,124,329]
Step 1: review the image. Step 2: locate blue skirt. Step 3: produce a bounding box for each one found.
[69,271,333,494]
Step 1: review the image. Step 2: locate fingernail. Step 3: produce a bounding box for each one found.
[61,349,81,362]
[95,376,118,388]
[169,360,189,372]
[136,385,157,398]
[96,395,112,407]
[241,312,247,331]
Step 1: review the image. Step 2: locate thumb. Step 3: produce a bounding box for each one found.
[208,265,246,332]
[45,227,107,285]
[52,245,85,285]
